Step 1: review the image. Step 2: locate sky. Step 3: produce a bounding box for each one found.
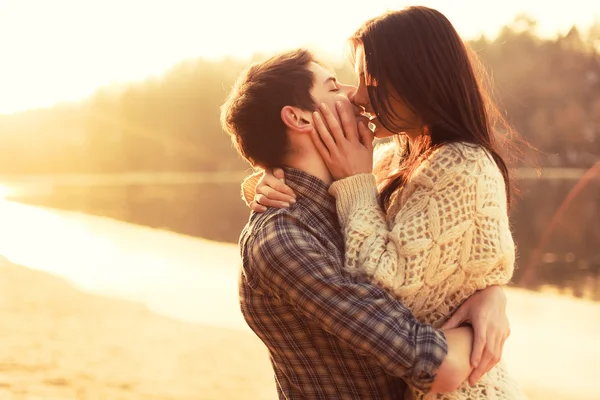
[0,0,598,114]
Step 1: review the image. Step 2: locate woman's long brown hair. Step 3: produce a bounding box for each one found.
[350,6,524,211]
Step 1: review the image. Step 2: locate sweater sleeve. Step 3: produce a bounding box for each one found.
[240,170,263,206]
[328,144,515,304]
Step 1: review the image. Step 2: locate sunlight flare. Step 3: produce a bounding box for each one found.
[0,0,598,114]
[0,184,15,199]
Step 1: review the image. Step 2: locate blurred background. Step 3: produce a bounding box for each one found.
[0,0,598,399]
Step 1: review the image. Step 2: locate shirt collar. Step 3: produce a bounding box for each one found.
[281,167,336,215]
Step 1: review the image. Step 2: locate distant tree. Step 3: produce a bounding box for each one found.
[0,16,598,173]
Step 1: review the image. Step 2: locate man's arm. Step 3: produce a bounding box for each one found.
[433,326,475,392]
[247,213,473,393]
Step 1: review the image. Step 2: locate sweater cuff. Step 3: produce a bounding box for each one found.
[328,173,379,224]
[241,171,263,206]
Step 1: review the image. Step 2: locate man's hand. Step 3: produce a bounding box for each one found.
[441,285,510,386]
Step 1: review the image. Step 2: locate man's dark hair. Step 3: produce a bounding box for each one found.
[221,49,318,168]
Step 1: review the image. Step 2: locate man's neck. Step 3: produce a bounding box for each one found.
[283,153,333,186]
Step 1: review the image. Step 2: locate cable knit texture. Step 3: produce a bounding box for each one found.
[241,170,263,206]
[329,142,526,400]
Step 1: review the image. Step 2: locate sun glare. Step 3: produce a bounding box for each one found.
[0,0,597,114]
[0,184,15,199]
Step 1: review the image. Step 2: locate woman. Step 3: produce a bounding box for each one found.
[245,7,526,399]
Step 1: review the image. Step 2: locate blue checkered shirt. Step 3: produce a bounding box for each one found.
[239,168,448,399]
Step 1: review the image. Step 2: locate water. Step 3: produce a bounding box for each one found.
[0,175,598,398]
[0,199,247,330]
[510,171,600,299]
[1,170,598,299]
[0,200,596,399]
[0,171,251,243]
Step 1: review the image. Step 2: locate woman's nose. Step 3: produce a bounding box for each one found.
[351,89,368,109]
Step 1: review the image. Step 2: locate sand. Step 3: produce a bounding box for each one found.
[0,199,598,399]
[0,256,275,400]
[2,256,600,400]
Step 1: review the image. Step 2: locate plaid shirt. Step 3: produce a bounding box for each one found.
[239,168,448,399]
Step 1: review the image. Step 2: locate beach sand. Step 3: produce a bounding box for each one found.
[0,256,274,400]
[2,255,599,400]
[0,200,597,399]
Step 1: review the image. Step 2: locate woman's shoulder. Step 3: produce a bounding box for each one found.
[412,142,495,184]
[431,141,488,160]
[425,142,492,169]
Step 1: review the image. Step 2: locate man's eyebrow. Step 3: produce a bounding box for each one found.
[323,76,337,84]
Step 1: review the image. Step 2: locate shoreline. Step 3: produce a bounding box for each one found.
[0,200,598,399]
[0,256,276,399]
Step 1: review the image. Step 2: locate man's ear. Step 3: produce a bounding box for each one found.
[281,106,313,134]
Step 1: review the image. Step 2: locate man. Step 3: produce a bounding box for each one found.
[221,49,509,399]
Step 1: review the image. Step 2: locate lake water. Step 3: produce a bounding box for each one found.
[1,169,598,299]
[0,174,598,399]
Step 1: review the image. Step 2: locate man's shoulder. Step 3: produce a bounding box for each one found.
[239,206,330,284]
[240,206,310,250]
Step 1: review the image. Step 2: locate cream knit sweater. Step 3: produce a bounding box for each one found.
[329,141,525,400]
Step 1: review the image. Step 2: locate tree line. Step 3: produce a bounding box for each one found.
[0,15,598,174]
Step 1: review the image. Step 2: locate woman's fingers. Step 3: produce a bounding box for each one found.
[318,103,345,146]
[262,169,296,200]
[468,332,496,385]
[255,186,295,208]
[271,168,286,184]
[358,120,374,151]
[251,168,296,210]
[335,101,359,143]
[249,200,267,213]
[313,111,338,157]
[311,103,373,180]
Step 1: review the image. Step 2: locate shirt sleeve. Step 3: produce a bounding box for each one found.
[246,212,448,392]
